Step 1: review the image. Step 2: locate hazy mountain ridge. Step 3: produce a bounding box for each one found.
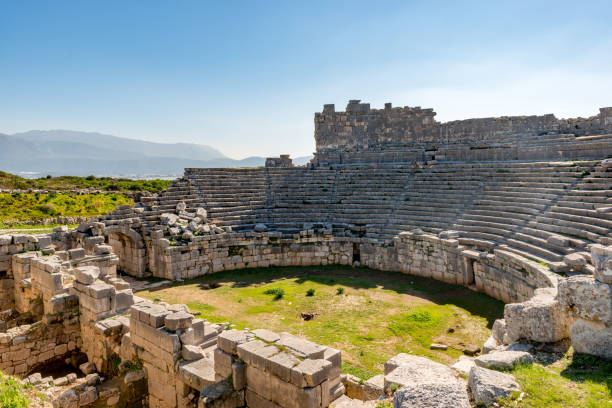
[0,130,312,177]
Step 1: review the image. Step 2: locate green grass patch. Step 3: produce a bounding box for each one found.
[0,192,132,223]
[0,171,172,193]
[136,265,503,375]
[0,371,32,407]
[498,351,612,408]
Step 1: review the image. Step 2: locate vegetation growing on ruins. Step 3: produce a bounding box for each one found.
[0,192,132,225]
[136,265,503,375]
[499,351,612,408]
[0,370,43,407]
[0,171,172,193]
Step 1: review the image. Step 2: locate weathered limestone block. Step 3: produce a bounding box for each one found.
[591,244,612,284]
[237,340,279,371]
[558,275,612,324]
[363,374,384,401]
[214,348,234,379]
[217,330,249,354]
[199,380,244,408]
[468,366,520,407]
[503,288,570,343]
[94,244,112,255]
[474,351,533,370]
[182,344,206,361]
[393,381,470,408]
[384,354,460,391]
[570,319,612,359]
[74,266,100,285]
[164,311,194,332]
[232,361,246,391]
[245,365,322,408]
[115,289,134,312]
[252,328,280,343]
[277,332,325,359]
[290,359,332,387]
[68,248,86,260]
[451,356,476,376]
[267,351,300,382]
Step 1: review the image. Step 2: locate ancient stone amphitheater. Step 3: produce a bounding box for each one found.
[0,100,611,407]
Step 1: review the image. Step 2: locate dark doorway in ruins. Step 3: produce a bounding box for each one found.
[352,243,361,264]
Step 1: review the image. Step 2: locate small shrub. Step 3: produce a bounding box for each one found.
[264,288,285,300]
[306,288,315,297]
[336,287,344,295]
[0,372,31,407]
[376,402,393,408]
[40,203,57,215]
[580,170,591,178]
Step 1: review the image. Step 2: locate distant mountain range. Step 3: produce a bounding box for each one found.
[0,130,312,178]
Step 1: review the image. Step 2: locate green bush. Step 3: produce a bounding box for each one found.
[0,372,30,408]
[306,288,316,297]
[336,287,345,295]
[263,288,285,300]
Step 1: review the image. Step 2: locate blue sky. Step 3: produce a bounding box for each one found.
[2,1,612,159]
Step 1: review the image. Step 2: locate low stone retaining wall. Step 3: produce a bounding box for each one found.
[143,229,556,304]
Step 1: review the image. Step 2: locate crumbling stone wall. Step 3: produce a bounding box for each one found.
[266,155,294,168]
[210,329,342,408]
[149,231,353,280]
[313,101,612,165]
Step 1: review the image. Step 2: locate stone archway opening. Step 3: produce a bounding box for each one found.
[105,228,147,277]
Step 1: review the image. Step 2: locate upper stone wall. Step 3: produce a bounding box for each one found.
[314,100,612,152]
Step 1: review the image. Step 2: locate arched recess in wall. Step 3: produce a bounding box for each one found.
[104,226,147,278]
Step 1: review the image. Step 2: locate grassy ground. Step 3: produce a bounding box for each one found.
[0,192,132,224]
[0,171,172,193]
[0,223,79,234]
[135,265,612,407]
[499,351,612,408]
[135,265,504,378]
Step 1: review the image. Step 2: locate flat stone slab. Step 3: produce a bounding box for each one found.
[469,366,520,406]
[451,356,475,376]
[331,396,379,408]
[178,357,216,391]
[74,266,100,285]
[474,351,533,371]
[384,353,467,407]
[394,381,470,408]
[277,332,325,359]
[164,311,194,331]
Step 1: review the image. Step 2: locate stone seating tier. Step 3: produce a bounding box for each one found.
[178,160,612,265]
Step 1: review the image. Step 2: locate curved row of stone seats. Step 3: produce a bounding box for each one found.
[177,160,611,271]
[186,169,268,228]
[332,166,411,232]
[451,161,610,265]
[265,168,336,229]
